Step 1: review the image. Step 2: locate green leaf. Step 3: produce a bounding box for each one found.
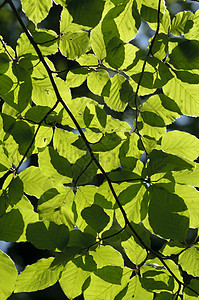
[141,0,164,23]
[21,0,52,24]
[115,276,153,300]
[0,251,18,300]
[81,204,110,233]
[173,69,199,85]
[8,120,34,155]
[4,62,32,112]
[14,196,39,242]
[87,70,110,95]
[103,74,127,111]
[38,187,75,229]
[72,154,98,185]
[141,0,170,33]
[33,29,58,55]
[6,176,24,206]
[141,111,165,127]
[170,11,194,36]
[172,164,199,187]
[130,57,173,90]
[38,147,72,185]
[169,40,199,70]
[53,0,65,6]
[90,23,106,60]
[117,182,143,213]
[25,105,51,123]
[15,257,63,292]
[91,245,124,268]
[53,128,86,163]
[31,77,57,107]
[185,9,199,40]
[140,266,174,292]
[19,166,54,198]
[150,33,168,60]
[26,221,69,251]
[84,267,131,300]
[91,132,122,152]
[66,67,90,88]
[77,53,99,66]
[179,246,199,277]
[121,222,151,249]
[0,53,10,74]
[66,0,105,28]
[163,73,199,116]
[174,184,199,228]
[0,75,13,95]
[59,8,73,32]
[161,241,185,256]
[67,229,96,249]
[153,292,174,299]
[94,266,123,285]
[114,0,140,42]
[140,94,181,127]
[0,209,24,242]
[35,125,53,149]
[59,260,90,299]
[48,146,72,178]
[122,235,147,265]
[146,150,194,177]
[106,37,125,69]
[59,31,90,59]
[159,131,199,161]
[148,186,189,241]
[184,278,199,299]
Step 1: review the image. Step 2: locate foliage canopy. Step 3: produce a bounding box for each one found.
[0,0,199,299]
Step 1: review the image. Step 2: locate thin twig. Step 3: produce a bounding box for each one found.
[0,0,7,9]
[175,283,182,300]
[84,225,127,251]
[0,37,16,61]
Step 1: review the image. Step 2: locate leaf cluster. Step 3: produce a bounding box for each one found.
[0,0,199,299]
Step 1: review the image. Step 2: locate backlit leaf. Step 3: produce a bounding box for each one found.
[15,257,63,292]
[21,0,52,24]
[179,246,199,277]
[0,251,18,300]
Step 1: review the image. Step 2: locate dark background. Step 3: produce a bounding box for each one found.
[0,0,199,299]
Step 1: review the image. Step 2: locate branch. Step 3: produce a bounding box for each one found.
[7,0,149,251]
[0,0,7,9]
[0,36,16,61]
[174,283,182,300]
